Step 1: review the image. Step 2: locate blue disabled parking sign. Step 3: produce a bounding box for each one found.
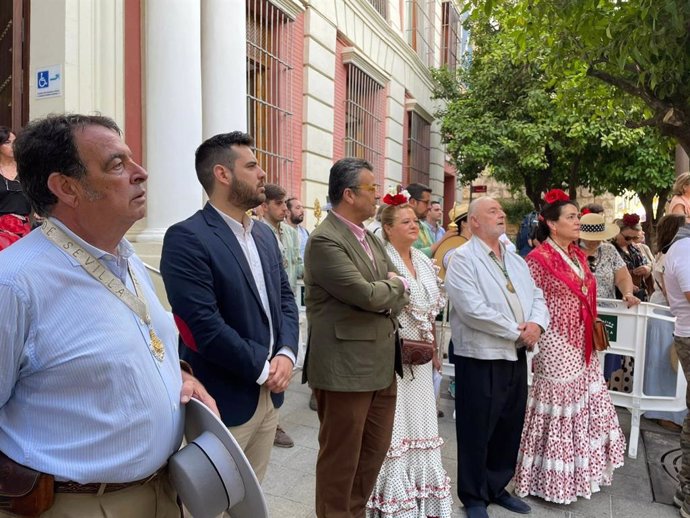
[36,65,62,99]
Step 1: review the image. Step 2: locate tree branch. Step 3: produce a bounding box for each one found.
[586,67,668,113]
[625,117,661,129]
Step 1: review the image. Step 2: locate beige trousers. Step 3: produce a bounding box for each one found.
[0,472,180,518]
[226,385,278,482]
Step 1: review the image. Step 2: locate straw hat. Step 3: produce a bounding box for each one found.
[169,398,268,518]
[579,213,619,241]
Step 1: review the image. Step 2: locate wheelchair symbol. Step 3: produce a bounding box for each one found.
[37,71,49,89]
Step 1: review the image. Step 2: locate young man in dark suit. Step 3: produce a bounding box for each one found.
[160,132,298,481]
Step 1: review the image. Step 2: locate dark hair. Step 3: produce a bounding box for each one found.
[264,183,286,202]
[0,126,12,146]
[286,197,299,210]
[195,131,254,195]
[655,214,686,254]
[534,200,579,243]
[380,203,413,242]
[581,203,604,215]
[430,200,441,207]
[615,217,641,232]
[328,157,372,206]
[405,183,432,201]
[454,213,468,226]
[14,114,121,216]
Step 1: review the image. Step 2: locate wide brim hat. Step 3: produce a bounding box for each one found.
[169,398,268,518]
[579,213,619,241]
[433,235,469,280]
[448,202,469,224]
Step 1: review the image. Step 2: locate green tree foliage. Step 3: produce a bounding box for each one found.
[432,5,675,225]
[471,0,690,154]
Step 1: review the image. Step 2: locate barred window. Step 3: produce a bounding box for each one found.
[407,111,431,185]
[246,0,294,186]
[344,64,384,185]
[367,0,387,19]
[406,0,433,67]
[441,1,460,71]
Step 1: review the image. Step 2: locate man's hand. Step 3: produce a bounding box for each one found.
[518,322,542,351]
[265,355,294,394]
[180,370,220,417]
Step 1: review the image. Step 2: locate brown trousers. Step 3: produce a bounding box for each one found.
[313,381,397,518]
[0,471,180,518]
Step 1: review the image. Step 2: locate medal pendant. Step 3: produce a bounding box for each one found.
[581,284,588,295]
[149,327,165,361]
[507,281,516,293]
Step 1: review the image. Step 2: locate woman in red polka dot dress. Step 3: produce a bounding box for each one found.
[513,190,626,504]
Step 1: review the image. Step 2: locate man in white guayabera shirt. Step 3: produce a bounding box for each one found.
[664,223,690,518]
[0,114,216,518]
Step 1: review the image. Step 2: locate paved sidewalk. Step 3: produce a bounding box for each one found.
[263,371,683,518]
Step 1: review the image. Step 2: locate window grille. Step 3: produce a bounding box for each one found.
[246,0,294,187]
[406,0,433,67]
[407,111,431,185]
[441,1,460,71]
[344,64,384,185]
[367,0,387,19]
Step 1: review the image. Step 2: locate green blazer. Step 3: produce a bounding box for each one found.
[303,212,409,391]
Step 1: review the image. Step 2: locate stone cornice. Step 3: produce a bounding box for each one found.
[341,46,390,87]
[405,98,434,123]
[271,0,305,20]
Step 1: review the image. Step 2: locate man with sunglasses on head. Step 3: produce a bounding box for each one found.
[303,158,409,517]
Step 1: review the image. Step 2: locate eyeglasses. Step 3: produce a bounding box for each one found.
[353,183,379,193]
[622,235,636,242]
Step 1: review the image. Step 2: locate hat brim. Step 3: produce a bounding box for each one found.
[433,235,469,279]
[171,398,268,518]
[579,222,619,241]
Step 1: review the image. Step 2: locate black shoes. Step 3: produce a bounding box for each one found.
[491,493,531,514]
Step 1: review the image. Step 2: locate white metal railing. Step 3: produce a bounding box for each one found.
[438,298,684,459]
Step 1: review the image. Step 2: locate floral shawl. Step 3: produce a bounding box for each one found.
[527,241,597,363]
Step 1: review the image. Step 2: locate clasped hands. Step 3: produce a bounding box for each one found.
[516,321,542,351]
[265,355,294,394]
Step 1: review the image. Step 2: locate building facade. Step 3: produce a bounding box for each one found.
[4,0,467,250]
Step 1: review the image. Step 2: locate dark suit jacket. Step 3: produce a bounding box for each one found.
[160,203,299,426]
[303,212,409,391]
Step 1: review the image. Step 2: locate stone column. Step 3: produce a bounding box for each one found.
[137,0,203,242]
[201,0,247,138]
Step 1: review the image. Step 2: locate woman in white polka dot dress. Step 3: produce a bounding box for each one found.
[366,195,453,518]
[513,190,626,504]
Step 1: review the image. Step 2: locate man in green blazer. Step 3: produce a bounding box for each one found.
[303,158,409,518]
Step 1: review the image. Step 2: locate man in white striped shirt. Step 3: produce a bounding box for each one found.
[0,114,215,518]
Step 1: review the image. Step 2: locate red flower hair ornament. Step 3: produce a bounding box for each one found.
[543,189,570,205]
[382,188,411,206]
[580,208,591,216]
[622,213,640,227]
